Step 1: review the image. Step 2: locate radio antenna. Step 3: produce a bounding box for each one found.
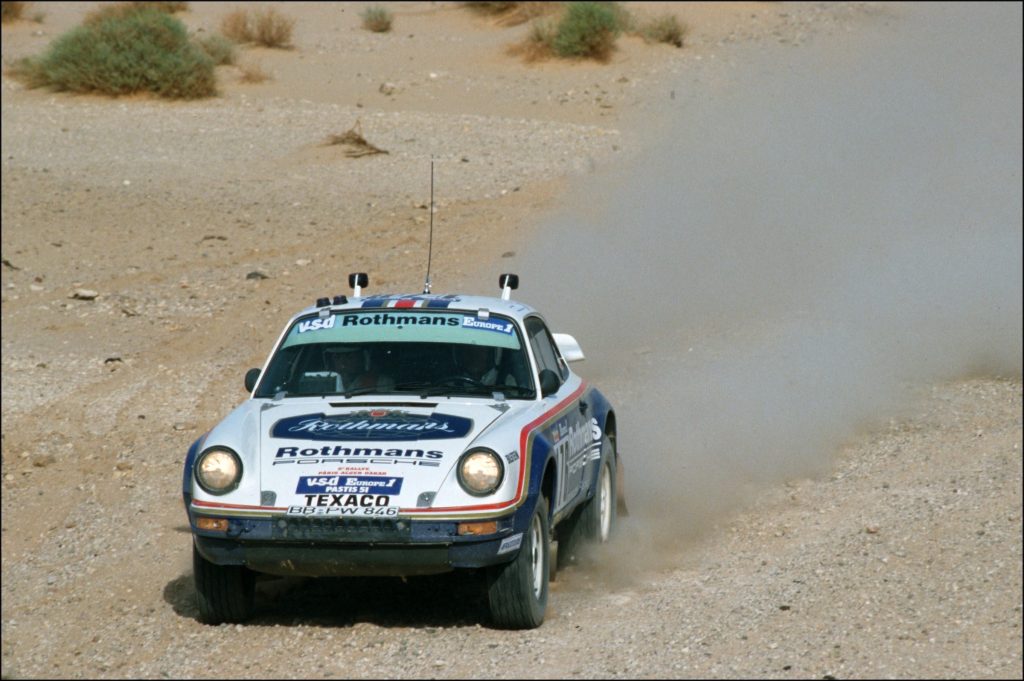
[423,158,435,294]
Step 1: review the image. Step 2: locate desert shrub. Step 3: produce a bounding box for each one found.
[12,6,216,99]
[238,60,270,83]
[83,1,186,25]
[1,1,27,23]
[195,32,236,65]
[506,16,558,61]
[361,5,392,33]
[635,13,686,47]
[552,2,623,60]
[220,7,294,48]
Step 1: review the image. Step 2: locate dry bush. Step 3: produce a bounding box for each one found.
[1,1,27,23]
[323,120,389,158]
[238,60,270,83]
[253,7,293,47]
[506,17,557,62]
[219,8,250,42]
[635,13,687,47]
[221,7,294,48]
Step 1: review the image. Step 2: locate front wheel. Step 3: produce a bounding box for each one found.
[193,542,256,624]
[486,497,549,629]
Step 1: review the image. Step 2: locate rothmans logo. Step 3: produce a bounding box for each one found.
[272,410,473,441]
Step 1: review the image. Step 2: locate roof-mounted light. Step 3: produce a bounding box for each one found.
[333,294,348,305]
[349,272,369,298]
[316,297,330,307]
[499,273,519,301]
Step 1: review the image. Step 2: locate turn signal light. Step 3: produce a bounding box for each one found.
[196,517,229,532]
[457,521,498,536]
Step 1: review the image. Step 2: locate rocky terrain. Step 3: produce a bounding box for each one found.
[2,2,1020,678]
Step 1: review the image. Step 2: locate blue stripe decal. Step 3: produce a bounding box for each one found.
[426,299,453,308]
[361,298,387,308]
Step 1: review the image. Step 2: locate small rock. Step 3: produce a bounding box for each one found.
[32,454,56,468]
[865,525,880,534]
[104,356,123,364]
[30,284,44,292]
[173,422,189,431]
[379,82,397,95]
[47,575,57,585]
[65,520,77,529]
[295,259,311,266]
[71,289,98,300]
[115,461,133,472]
[501,251,515,258]
[246,271,269,280]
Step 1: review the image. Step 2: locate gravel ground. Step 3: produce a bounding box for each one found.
[1,2,1020,679]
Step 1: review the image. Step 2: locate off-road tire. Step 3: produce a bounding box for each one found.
[580,435,617,543]
[193,542,256,624]
[487,497,549,629]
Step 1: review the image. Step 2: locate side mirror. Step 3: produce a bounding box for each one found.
[538,369,560,398]
[552,333,585,363]
[244,368,261,393]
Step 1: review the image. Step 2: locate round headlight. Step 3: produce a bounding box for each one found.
[195,448,242,495]
[457,449,504,496]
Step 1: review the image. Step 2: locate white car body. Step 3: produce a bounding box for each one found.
[184,278,622,628]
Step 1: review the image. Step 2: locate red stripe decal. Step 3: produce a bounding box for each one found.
[394,299,416,308]
[406,382,587,514]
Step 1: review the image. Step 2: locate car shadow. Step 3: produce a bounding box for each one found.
[163,570,491,628]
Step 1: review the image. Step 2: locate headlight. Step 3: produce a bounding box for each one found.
[195,448,242,495]
[457,448,504,496]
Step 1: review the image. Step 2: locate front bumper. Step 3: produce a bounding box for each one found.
[191,514,521,577]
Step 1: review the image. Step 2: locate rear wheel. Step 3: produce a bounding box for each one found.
[193,542,256,624]
[487,497,549,629]
[581,438,616,543]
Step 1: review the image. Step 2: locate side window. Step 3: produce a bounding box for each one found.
[525,317,565,386]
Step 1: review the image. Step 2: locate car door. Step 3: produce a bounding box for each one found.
[524,316,588,515]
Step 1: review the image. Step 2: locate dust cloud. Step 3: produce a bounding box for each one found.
[518,3,1022,573]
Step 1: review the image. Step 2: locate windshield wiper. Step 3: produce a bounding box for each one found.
[490,385,535,399]
[392,381,533,400]
[342,386,389,399]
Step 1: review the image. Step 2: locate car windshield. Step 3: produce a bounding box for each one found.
[254,310,536,400]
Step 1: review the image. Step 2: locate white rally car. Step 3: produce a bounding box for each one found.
[183,273,623,629]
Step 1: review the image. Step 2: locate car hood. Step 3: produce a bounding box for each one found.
[258,399,516,511]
